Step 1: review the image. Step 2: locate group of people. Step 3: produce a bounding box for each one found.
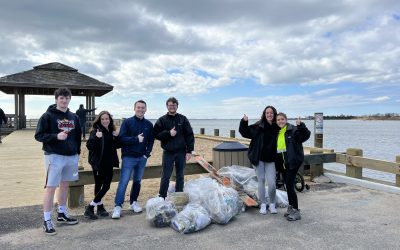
[34,88,194,235]
[34,87,309,236]
[239,106,310,221]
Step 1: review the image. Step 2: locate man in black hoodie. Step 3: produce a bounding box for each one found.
[154,97,195,198]
[35,88,81,236]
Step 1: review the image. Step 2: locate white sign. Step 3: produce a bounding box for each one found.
[315,113,323,134]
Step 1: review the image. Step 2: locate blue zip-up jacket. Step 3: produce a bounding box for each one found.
[118,116,154,158]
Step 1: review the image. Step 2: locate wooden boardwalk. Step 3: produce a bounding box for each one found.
[0,130,45,208]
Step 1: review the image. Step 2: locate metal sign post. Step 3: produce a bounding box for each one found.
[314,112,323,148]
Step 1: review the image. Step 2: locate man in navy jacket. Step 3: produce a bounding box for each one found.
[112,100,154,219]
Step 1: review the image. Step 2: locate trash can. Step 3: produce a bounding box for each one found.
[212,141,251,170]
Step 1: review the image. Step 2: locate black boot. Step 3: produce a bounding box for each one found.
[97,204,109,217]
[84,205,98,220]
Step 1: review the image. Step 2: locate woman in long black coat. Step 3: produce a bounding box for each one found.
[84,111,119,219]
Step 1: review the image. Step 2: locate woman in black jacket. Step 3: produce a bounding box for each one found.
[239,106,279,215]
[276,112,310,221]
[84,111,119,219]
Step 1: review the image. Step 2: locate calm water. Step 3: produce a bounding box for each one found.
[184,119,400,183]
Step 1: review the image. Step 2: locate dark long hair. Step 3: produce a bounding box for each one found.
[255,105,277,125]
[90,111,115,132]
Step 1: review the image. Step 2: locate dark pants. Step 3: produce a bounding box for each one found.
[93,167,113,203]
[285,166,300,210]
[159,151,186,198]
[81,124,86,138]
[276,152,300,209]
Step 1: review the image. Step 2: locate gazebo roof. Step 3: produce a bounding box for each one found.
[0,62,113,96]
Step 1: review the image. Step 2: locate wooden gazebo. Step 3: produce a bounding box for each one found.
[0,62,113,129]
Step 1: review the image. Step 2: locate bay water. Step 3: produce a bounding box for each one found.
[184,119,400,183]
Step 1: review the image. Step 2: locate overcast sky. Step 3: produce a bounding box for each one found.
[0,0,399,119]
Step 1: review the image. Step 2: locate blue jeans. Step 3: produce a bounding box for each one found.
[114,156,147,207]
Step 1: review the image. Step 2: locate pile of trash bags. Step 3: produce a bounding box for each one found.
[145,165,289,234]
[146,176,243,234]
[218,165,288,207]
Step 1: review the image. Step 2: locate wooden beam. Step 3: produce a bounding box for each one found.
[336,154,400,175]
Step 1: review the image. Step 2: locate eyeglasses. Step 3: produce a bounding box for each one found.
[167,104,177,107]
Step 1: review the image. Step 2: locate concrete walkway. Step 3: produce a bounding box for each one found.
[1,131,400,249]
[1,183,400,249]
[0,130,45,208]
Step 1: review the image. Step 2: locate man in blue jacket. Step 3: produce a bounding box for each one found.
[76,104,96,139]
[35,88,81,235]
[154,97,195,198]
[112,100,154,219]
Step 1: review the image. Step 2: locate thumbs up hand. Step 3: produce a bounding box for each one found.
[170,126,177,137]
[96,129,103,138]
[296,117,301,126]
[138,133,144,143]
[243,114,248,121]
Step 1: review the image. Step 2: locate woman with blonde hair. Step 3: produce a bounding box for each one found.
[275,112,310,221]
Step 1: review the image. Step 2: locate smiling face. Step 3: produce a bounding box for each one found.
[277,114,287,128]
[100,113,110,128]
[134,102,147,118]
[55,95,71,111]
[265,107,275,124]
[167,101,178,115]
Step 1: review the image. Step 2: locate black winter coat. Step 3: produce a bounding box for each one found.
[239,119,279,166]
[280,122,311,170]
[154,113,194,153]
[86,126,119,172]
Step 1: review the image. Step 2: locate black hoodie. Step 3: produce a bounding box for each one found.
[35,104,82,155]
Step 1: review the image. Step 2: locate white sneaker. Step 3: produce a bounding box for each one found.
[130,201,143,213]
[112,206,121,219]
[269,204,277,214]
[259,203,267,215]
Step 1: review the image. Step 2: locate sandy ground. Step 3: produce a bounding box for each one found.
[75,138,223,212]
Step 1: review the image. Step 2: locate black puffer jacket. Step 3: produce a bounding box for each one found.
[86,125,119,172]
[239,119,279,166]
[280,122,311,169]
[154,113,194,153]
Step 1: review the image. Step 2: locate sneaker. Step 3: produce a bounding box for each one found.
[96,204,109,217]
[112,206,121,219]
[130,201,143,213]
[84,205,98,220]
[43,220,56,236]
[287,209,301,221]
[259,203,267,215]
[269,203,277,214]
[57,212,78,225]
[284,205,293,217]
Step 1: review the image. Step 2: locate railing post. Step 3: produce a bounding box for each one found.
[214,129,219,136]
[200,128,205,135]
[346,148,363,179]
[314,112,323,148]
[230,130,235,138]
[68,185,84,208]
[310,148,324,180]
[396,156,400,187]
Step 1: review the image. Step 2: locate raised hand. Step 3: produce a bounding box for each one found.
[170,126,177,137]
[296,117,301,126]
[96,129,103,138]
[57,131,68,140]
[243,114,248,121]
[138,133,144,143]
